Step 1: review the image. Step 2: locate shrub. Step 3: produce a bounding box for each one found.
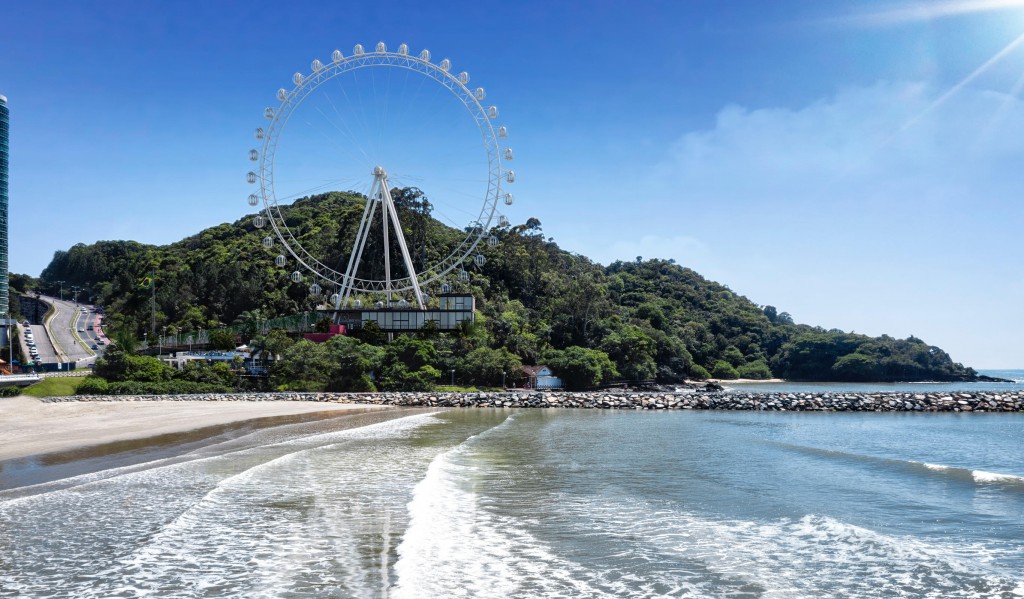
[545,346,618,390]
[380,363,440,392]
[689,364,711,380]
[77,376,110,395]
[737,360,773,380]
[177,360,237,386]
[94,347,172,382]
[104,380,233,395]
[711,360,739,380]
[831,353,881,381]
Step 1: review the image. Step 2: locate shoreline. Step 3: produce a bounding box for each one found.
[38,389,1024,413]
[0,396,392,462]
[2,389,1018,482]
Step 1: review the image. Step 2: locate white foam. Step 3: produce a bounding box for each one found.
[392,414,674,598]
[0,412,443,598]
[0,412,441,507]
[972,470,1024,484]
[912,461,1024,485]
[570,498,1021,598]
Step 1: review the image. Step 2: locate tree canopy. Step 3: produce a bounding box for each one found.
[32,190,979,387]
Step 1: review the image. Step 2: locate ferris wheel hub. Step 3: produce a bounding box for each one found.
[251,43,513,302]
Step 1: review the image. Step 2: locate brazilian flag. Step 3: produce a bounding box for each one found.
[138,276,154,289]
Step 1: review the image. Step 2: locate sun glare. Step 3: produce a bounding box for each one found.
[847,0,1024,27]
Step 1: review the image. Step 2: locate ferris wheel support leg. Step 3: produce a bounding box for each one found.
[381,181,426,309]
[383,185,392,304]
[339,187,379,309]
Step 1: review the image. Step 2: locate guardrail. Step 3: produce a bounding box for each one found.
[40,297,69,363]
[0,374,42,387]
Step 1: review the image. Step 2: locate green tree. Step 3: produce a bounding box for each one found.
[689,364,711,380]
[545,346,618,390]
[599,324,657,382]
[208,328,237,351]
[831,353,880,381]
[736,359,773,380]
[379,337,441,391]
[264,328,295,356]
[178,360,237,386]
[464,347,523,387]
[380,363,441,391]
[269,340,334,391]
[94,346,173,382]
[722,346,745,368]
[711,360,739,380]
[325,335,383,391]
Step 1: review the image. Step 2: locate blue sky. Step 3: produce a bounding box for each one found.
[3,0,1024,367]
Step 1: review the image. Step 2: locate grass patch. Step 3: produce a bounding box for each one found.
[434,386,505,393]
[435,385,482,392]
[22,376,87,398]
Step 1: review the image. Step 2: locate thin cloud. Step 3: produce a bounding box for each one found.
[818,0,1024,28]
[894,31,1024,137]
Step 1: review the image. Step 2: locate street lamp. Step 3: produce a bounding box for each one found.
[502,371,507,389]
[159,326,167,356]
[57,280,65,302]
[450,369,455,386]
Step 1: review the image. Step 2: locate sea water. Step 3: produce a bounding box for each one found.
[1,408,1022,598]
[722,368,1024,394]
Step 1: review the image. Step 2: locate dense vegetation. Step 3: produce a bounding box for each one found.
[28,190,978,390]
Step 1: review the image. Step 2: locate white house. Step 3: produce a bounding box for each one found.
[521,365,563,389]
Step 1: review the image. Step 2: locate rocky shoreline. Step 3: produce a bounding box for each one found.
[42,390,1024,412]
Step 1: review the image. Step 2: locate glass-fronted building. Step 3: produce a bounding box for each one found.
[0,94,8,317]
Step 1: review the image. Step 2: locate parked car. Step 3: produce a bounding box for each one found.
[90,344,98,350]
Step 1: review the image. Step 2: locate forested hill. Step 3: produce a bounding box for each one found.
[31,190,977,383]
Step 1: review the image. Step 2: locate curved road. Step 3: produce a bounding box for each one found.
[36,295,107,367]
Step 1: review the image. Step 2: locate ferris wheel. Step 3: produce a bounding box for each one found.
[245,42,515,310]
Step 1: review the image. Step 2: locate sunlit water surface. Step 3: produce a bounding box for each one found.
[2,408,1022,598]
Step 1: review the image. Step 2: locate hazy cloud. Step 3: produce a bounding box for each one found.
[642,80,1024,366]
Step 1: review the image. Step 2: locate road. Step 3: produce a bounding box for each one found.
[37,295,108,367]
[24,324,58,365]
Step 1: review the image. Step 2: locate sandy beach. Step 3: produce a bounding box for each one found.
[0,396,389,461]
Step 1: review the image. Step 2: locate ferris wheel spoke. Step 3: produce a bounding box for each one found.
[350,67,380,163]
[333,70,377,167]
[273,178,361,203]
[252,46,510,301]
[309,106,372,168]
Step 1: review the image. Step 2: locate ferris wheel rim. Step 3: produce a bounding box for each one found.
[252,46,508,295]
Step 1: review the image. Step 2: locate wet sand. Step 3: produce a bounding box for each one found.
[0,396,390,462]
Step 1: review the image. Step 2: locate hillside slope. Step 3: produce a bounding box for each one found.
[35,191,977,382]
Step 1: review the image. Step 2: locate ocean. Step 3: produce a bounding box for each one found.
[722,368,1024,394]
[2,400,1022,598]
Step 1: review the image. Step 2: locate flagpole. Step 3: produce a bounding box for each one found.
[150,269,156,341]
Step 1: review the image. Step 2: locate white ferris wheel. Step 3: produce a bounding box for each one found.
[245,42,515,310]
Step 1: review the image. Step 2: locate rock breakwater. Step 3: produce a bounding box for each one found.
[45,390,1024,412]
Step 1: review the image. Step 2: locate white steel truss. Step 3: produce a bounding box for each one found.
[251,46,510,298]
[339,166,426,309]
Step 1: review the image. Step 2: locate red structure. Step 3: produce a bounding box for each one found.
[303,324,347,343]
